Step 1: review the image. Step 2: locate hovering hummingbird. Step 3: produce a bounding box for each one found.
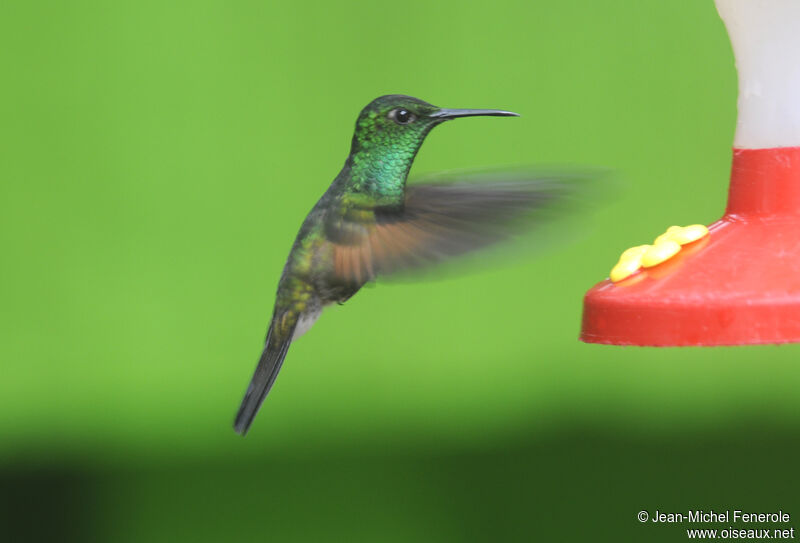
[234,94,585,435]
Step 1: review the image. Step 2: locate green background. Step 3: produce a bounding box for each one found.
[3,0,798,540]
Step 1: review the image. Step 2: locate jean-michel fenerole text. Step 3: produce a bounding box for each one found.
[651,510,790,524]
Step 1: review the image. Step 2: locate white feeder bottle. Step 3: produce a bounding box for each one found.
[718,0,800,149]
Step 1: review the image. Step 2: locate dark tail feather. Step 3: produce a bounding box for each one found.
[233,319,296,435]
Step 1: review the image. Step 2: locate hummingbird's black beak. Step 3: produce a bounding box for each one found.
[428,108,520,120]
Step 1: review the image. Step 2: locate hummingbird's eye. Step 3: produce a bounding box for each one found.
[390,108,415,125]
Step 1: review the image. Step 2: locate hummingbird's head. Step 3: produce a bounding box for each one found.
[348,94,519,161]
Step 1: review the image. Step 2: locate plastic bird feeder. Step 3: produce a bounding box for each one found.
[580,0,800,346]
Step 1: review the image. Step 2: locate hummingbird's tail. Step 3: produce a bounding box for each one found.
[233,314,297,436]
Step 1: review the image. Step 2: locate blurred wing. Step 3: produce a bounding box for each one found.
[329,172,594,283]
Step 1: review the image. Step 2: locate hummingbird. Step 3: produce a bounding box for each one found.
[234,94,584,435]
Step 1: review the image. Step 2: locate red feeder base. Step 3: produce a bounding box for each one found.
[581,147,800,346]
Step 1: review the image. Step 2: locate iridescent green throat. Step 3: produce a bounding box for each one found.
[344,112,436,206]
